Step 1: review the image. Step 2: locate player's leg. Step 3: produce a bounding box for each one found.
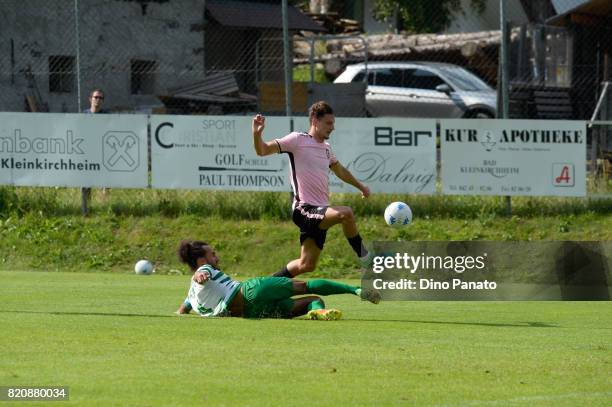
[241,278,338,319]
[274,238,321,277]
[289,238,321,276]
[273,205,326,277]
[286,279,381,320]
[292,279,381,304]
[319,206,372,265]
[242,277,293,318]
[291,279,356,296]
[245,278,356,302]
[290,296,325,317]
[319,205,358,236]
[290,296,342,320]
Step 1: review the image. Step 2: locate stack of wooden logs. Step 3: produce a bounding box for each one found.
[294,30,503,85]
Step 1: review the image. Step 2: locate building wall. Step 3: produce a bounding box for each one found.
[0,0,205,113]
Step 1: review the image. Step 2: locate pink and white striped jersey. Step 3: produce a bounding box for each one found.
[275,132,338,207]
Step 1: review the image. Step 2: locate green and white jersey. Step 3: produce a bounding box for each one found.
[188,264,241,317]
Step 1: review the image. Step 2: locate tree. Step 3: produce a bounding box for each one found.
[373,0,487,34]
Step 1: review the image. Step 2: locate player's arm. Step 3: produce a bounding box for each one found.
[252,114,280,156]
[176,297,192,315]
[193,270,211,284]
[330,162,370,198]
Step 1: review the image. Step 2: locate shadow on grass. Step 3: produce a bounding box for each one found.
[1,310,560,327]
[0,309,177,319]
[345,318,559,328]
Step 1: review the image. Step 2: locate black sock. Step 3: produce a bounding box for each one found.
[272,266,293,278]
[347,234,366,257]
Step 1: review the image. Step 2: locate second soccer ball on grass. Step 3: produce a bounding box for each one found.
[134,259,154,275]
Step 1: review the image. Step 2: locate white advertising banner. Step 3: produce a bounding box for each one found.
[0,112,148,188]
[441,119,586,196]
[293,117,437,194]
[150,116,290,190]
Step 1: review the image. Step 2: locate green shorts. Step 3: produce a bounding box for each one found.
[241,277,295,319]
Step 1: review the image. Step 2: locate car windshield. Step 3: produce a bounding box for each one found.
[437,66,491,91]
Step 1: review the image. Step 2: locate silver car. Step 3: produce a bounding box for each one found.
[334,62,497,118]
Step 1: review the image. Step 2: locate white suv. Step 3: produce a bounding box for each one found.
[334,62,497,118]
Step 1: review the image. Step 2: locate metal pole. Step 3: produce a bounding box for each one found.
[500,0,509,118]
[74,0,82,112]
[589,82,610,125]
[309,38,315,87]
[588,82,610,177]
[281,0,292,117]
[500,0,511,216]
[74,0,89,215]
[203,0,206,72]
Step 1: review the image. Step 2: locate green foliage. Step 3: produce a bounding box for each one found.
[293,63,329,83]
[373,0,487,33]
[1,186,611,220]
[0,187,18,213]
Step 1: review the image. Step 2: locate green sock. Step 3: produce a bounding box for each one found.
[307,299,325,311]
[306,279,358,296]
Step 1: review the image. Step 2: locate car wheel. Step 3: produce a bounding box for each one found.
[467,110,494,118]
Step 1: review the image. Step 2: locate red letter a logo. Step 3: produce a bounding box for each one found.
[555,166,571,184]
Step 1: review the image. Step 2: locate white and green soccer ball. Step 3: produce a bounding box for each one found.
[384,201,413,228]
[134,259,154,275]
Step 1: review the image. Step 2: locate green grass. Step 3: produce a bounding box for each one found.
[1,213,611,277]
[1,271,611,406]
[1,186,612,277]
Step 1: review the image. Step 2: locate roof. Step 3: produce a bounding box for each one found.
[163,70,257,105]
[167,71,239,96]
[205,0,324,32]
[547,0,612,26]
[344,62,463,69]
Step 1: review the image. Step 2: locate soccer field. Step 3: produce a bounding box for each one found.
[1,270,611,406]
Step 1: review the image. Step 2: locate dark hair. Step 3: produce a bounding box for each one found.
[309,101,333,122]
[177,240,208,271]
[90,88,104,98]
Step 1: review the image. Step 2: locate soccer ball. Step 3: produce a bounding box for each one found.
[384,201,412,227]
[134,259,154,275]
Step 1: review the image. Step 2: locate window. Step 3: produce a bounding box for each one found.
[49,56,75,93]
[353,71,365,82]
[131,59,157,94]
[544,29,573,87]
[510,24,573,88]
[437,66,490,91]
[404,69,445,90]
[352,70,374,85]
[373,68,403,87]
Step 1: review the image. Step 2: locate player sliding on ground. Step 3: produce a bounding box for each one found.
[252,101,374,278]
[175,240,380,320]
